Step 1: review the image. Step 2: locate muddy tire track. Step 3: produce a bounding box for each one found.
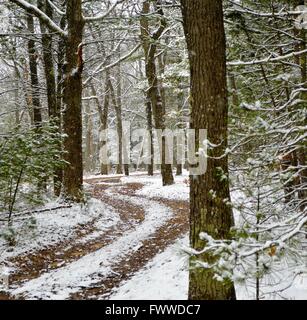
[2,181,145,298]
[1,175,189,300]
[70,198,189,300]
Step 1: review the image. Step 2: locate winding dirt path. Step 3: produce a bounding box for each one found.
[0,175,189,300]
[71,197,188,300]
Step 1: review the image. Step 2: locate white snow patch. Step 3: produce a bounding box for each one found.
[109,235,189,300]
[0,198,118,262]
[121,173,189,201]
[9,196,174,299]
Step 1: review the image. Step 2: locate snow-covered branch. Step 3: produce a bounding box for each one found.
[10,0,66,37]
[84,43,141,86]
[228,49,307,67]
[83,0,126,22]
[47,0,65,16]
[227,1,306,18]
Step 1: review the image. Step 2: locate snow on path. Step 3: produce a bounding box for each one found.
[121,174,189,201]
[84,171,154,180]
[10,196,174,300]
[109,235,189,300]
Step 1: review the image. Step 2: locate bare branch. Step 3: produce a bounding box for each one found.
[10,0,66,37]
[84,44,141,86]
[47,0,65,15]
[83,0,126,22]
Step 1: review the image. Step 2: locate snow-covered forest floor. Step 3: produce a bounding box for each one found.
[0,172,306,300]
[0,173,188,299]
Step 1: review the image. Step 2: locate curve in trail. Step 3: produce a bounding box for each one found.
[4,181,145,297]
[71,197,189,300]
[10,193,174,300]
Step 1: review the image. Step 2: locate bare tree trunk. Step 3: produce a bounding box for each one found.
[23,64,35,125]
[27,14,42,127]
[38,0,56,119]
[54,10,66,196]
[146,94,154,176]
[84,102,93,173]
[92,77,110,175]
[62,0,85,201]
[176,91,183,176]
[117,60,130,176]
[181,0,236,300]
[140,0,174,185]
[158,53,174,182]
[38,0,63,196]
[107,79,122,174]
[27,13,47,191]
[229,73,240,108]
[10,57,29,124]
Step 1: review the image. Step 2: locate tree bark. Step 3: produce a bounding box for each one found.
[27,14,42,127]
[146,93,154,176]
[93,76,110,175]
[38,0,57,119]
[140,0,174,185]
[84,102,94,173]
[175,78,185,176]
[38,0,62,196]
[181,0,236,300]
[108,79,123,174]
[117,60,130,176]
[53,12,66,197]
[62,0,85,201]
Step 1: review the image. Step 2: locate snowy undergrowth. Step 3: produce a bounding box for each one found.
[109,235,307,300]
[9,195,174,299]
[0,198,118,263]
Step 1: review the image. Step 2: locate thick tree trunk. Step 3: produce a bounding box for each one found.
[181,0,236,300]
[62,0,85,201]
